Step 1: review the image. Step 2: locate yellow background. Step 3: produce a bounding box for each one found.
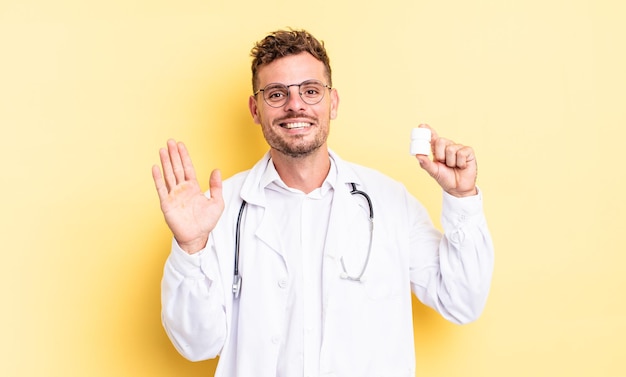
[2,0,624,376]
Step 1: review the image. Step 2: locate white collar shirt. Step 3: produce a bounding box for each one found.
[259,157,338,377]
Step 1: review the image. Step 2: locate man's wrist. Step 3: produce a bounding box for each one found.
[446,186,478,198]
[177,236,209,255]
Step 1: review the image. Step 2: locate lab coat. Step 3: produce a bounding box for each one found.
[161,150,494,377]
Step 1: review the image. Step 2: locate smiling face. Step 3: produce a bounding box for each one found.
[248,52,339,159]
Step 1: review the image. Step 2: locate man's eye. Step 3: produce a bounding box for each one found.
[267,91,286,99]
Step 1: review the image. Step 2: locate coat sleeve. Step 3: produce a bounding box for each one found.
[409,189,494,324]
[161,237,228,361]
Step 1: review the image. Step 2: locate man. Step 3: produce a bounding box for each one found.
[152,29,494,377]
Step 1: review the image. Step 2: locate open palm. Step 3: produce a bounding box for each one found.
[152,139,224,254]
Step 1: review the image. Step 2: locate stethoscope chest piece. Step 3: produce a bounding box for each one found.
[233,274,242,298]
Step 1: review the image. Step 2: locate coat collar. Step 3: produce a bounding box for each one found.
[234,149,371,277]
[239,149,363,206]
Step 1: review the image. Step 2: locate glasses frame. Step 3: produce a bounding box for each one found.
[253,79,331,108]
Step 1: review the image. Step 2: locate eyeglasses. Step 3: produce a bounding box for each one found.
[253,80,331,108]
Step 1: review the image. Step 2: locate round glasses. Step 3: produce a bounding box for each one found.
[253,80,331,108]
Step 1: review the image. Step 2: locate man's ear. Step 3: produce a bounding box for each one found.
[330,88,340,120]
[249,95,261,124]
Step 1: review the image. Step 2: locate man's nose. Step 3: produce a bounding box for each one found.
[284,86,306,111]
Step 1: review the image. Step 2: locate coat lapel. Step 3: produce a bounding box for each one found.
[238,152,286,261]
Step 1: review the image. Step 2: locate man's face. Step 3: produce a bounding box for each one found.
[248,52,339,159]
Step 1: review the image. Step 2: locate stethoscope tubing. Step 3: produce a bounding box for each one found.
[232,201,246,298]
[232,182,373,298]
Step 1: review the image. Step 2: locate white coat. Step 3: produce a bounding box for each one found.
[161,150,494,377]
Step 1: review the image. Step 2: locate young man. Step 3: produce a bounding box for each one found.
[153,29,494,377]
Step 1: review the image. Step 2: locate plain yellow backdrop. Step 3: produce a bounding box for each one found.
[1,0,625,376]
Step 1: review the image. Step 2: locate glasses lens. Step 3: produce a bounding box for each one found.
[299,81,325,105]
[263,84,289,107]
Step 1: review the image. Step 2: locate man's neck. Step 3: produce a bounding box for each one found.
[270,147,331,194]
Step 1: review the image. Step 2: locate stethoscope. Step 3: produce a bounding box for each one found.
[232,182,374,299]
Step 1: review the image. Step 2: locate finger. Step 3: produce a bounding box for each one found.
[208,169,224,203]
[433,137,454,163]
[416,155,439,180]
[151,164,169,202]
[445,144,464,168]
[167,139,185,185]
[455,146,476,169]
[178,142,197,181]
[159,146,176,191]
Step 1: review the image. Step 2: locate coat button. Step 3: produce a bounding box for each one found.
[278,279,288,289]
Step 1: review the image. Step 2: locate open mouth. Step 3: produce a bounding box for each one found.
[281,122,312,129]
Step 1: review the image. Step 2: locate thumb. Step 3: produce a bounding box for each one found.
[416,155,438,179]
[208,169,224,201]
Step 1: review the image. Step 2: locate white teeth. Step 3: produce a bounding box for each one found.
[284,122,310,129]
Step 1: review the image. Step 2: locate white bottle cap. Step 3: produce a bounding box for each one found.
[410,128,431,155]
[411,127,431,140]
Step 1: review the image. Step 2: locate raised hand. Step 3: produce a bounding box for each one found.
[414,124,479,198]
[152,139,225,254]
